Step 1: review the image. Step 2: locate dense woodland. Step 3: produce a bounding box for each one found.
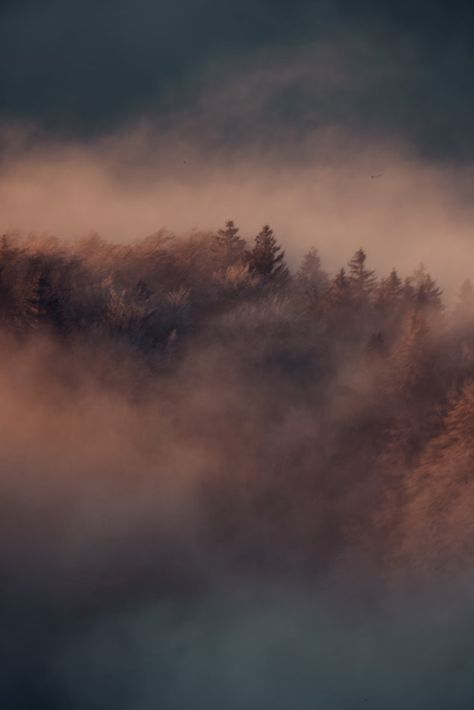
[3,219,474,706]
[2,220,474,592]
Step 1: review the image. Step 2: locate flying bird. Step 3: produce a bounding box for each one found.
[370,173,382,179]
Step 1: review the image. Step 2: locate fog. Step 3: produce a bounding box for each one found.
[0,217,473,704]
[1,129,474,300]
[3,13,474,705]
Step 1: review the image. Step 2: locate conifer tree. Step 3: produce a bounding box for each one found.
[348,248,376,301]
[213,220,246,268]
[376,269,403,309]
[400,379,474,568]
[249,225,288,284]
[383,311,444,461]
[327,267,352,308]
[296,247,329,297]
[0,235,25,327]
[38,273,61,324]
[391,311,442,415]
[406,263,443,312]
[374,269,406,334]
[443,381,474,446]
[26,264,64,333]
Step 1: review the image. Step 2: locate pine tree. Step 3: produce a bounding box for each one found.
[296,247,328,297]
[0,237,15,324]
[392,311,432,393]
[327,267,352,308]
[213,220,246,268]
[400,380,474,569]
[384,311,444,461]
[442,381,474,446]
[249,225,288,284]
[406,263,442,312]
[376,269,403,310]
[25,263,65,333]
[452,279,474,383]
[347,248,376,301]
[374,269,405,335]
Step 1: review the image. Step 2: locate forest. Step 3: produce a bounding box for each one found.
[2,220,474,706]
[1,220,473,574]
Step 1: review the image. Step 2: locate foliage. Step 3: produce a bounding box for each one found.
[0,222,471,577]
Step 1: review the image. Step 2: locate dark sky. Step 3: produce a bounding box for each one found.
[1,0,474,160]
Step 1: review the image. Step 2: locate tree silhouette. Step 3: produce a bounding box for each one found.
[296,247,329,300]
[327,267,352,308]
[376,269,403,309]
[348,248,376,301]
[406,263,443,312]
[213,220,247,268]
[27,267,64,333]
[249,225,288,284]
[0,226,473,580]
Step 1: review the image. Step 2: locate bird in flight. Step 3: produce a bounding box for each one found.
[370,173,382,179]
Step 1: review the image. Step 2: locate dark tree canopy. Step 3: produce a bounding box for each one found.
[348,248,376,301]
[249,225,289,284]
[0,224,473,708]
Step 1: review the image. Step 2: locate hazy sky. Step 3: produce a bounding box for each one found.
[2,0,474,297]
[1,0,474,161]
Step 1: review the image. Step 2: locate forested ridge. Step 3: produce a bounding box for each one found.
[3,219,474,707]
[1,220,473,585]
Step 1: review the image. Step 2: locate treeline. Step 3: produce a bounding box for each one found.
[2,221,474,576]
[0,221,464,346]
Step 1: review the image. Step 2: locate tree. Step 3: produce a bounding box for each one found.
[376,269,403,310]
[326,267,352,309]
[296,247,329,298]
[442,381,474,445]
[374,269,406,337]
[30,273,62,329]
[405,263,442,313]
[392,312,432,394]
[249,225,288,284]
[400,381,474,570]
[25,259,66,333]
[213,220,246,268]
[0,235,20,326]
[348,248,376,301]
[382,311,445,464]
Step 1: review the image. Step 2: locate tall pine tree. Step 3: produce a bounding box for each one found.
[326,268,352,310]
[213,220,246,269]
[348,248,376,302]
[296,248,328,296]
[249,225,288,284]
